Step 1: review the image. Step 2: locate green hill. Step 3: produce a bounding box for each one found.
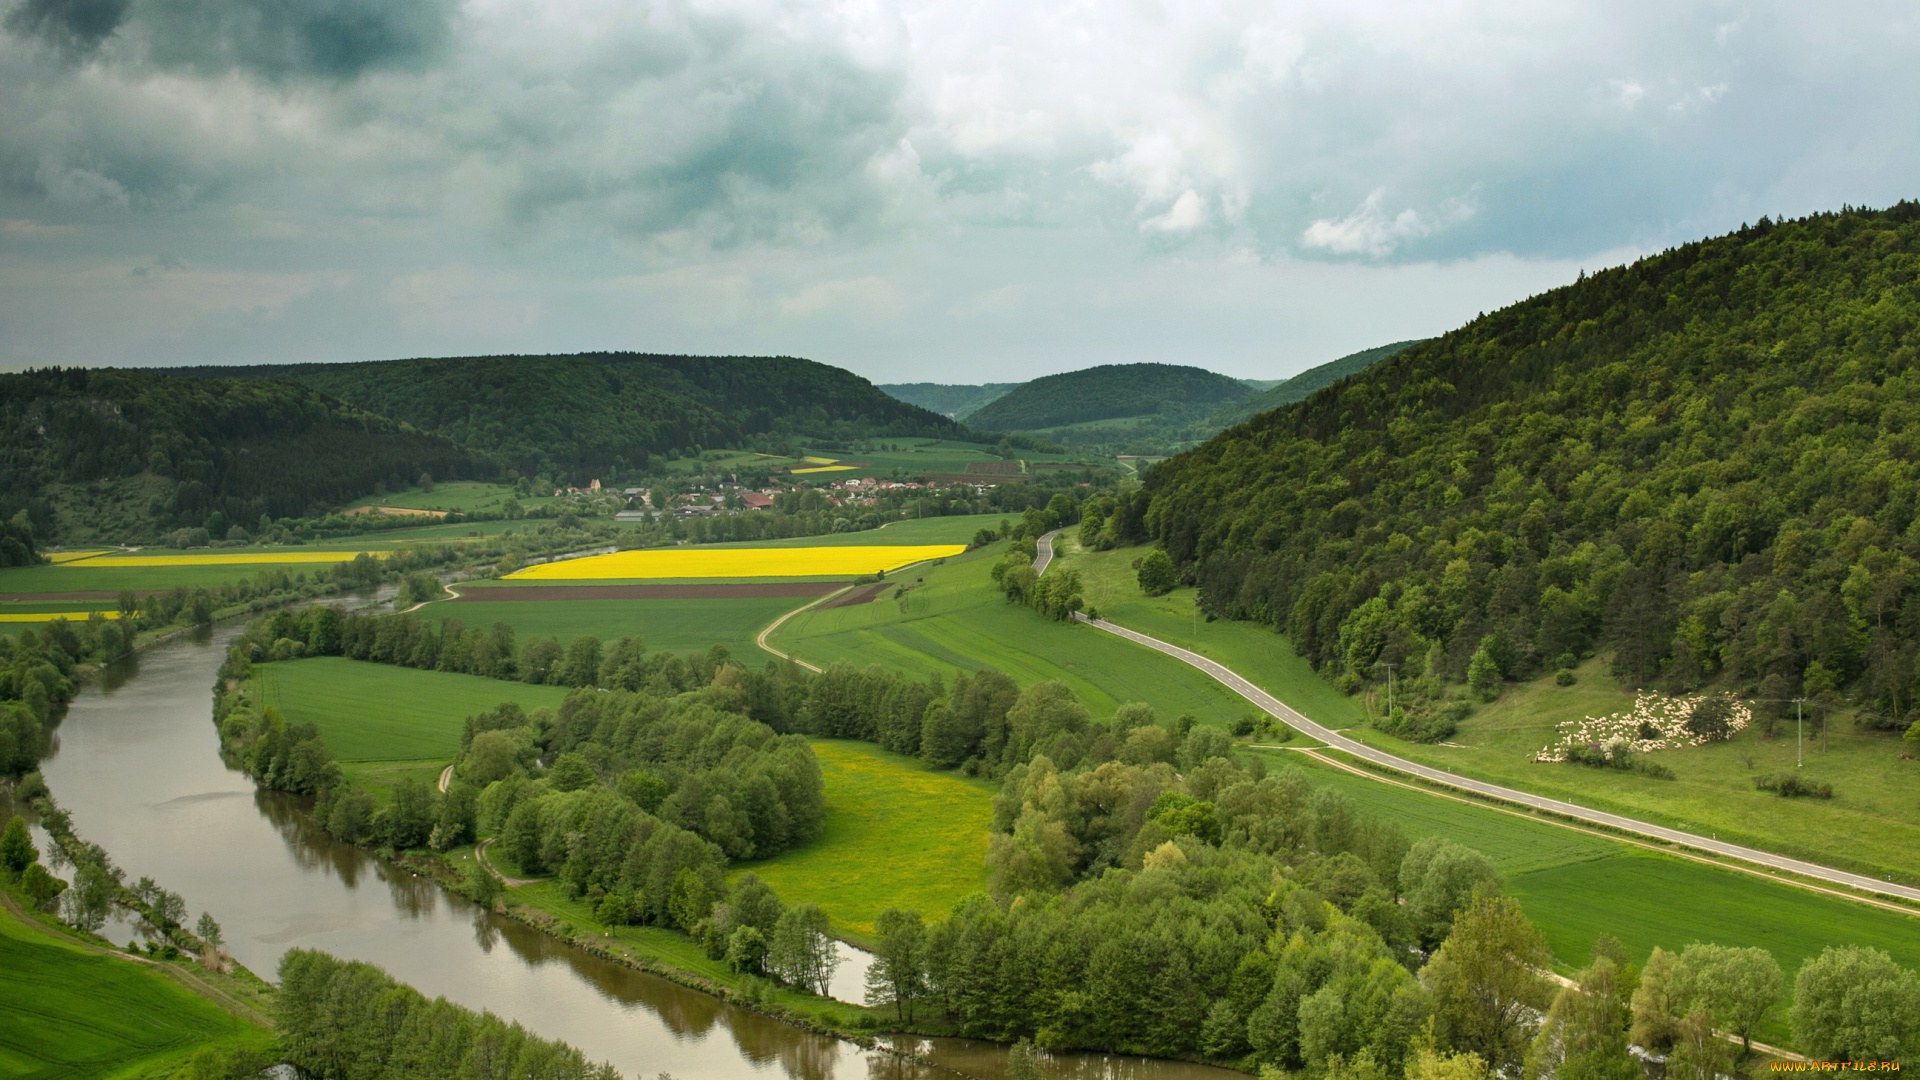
[0,367,485,545]
[166,353,962,478]
[965,362,1253,435]
[1138,203,1920,725]
[877,382,1019,419]
[1207,340,1426,428]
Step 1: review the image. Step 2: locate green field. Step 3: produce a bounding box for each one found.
[740,740,994,941]
[652,439,1116,482]
[709,513,1010,548]
[0,897,266,1078]
[255,657,572,763]
[769,540,1256,726]
[347,480,559,514]
[415,596,800,659]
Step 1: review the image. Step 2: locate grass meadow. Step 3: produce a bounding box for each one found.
[0,896,266,1077]
[416,595,800,659]
[254,657,571,763]
[709,513,1010,548]
[346,480,559,515]
[738,739,994,941]
[769,540,1257,727]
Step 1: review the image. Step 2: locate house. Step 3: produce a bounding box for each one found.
[741,493,774,510]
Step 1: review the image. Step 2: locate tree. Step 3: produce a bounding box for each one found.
[1678,943,1782,1055]
[1007,1038,1043,1080]
[1466,644,1500,701]
[767,902,839,995]
[1399,837,1500,949]
[726,925,768,974]
[21,862,64,907]
[866,907,928,1023]
[1791,946,1920,1062]
[1138,549,1177,596]
[1525,956,1637,1080]
[1421,895,1552,1076]
[1,815,34,877]
[1667,1008,1734,1080]
[1628,948,1681,1052]
[463,858,502,911]
[196,911,224,948]
[418,472,434,492]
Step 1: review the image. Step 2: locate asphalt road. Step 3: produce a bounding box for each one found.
[1074,611,1920,906]
[1033,528,1062,576]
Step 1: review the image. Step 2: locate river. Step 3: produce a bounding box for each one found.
[24,619,1247,1080]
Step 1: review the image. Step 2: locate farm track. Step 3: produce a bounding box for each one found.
[755,586,857,673]
[1076,611,1920,908]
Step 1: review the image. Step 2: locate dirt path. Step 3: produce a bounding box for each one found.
[475,837,545,887]
[753,586,856,673]
[437,763,454,794]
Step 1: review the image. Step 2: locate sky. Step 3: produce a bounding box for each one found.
[1,0,1916,384]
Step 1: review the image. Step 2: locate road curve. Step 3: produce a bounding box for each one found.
[1033,529,1064,576]
[1073,611,1920,907]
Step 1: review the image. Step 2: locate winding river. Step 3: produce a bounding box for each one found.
[24,620,1245,1080]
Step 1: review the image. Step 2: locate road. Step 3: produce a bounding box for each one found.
[1073,611,1920,906]
[1033,528,1063,576]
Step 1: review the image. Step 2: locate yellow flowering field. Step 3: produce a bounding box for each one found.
[505,544,964,580]
[61,551,388,567]
[0,610,122,623]
[45,550,114,564]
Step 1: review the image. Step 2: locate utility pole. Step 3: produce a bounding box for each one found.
[1794,698,1805,768]
[1375,661,1398,717]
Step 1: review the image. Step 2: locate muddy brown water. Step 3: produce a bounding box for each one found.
[25,621,1246,1080]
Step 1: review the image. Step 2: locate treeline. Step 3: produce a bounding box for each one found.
[170,353,961,479]
[279,949,620,1080]
[1139,203,1920,734]
[0,366,487,542]
[965,363,1253,435]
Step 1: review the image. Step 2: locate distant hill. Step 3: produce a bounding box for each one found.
[1141,202,1920,719]
[965,363,1253,434]
[0,367,484,543]
[1208,340,1426,428]
[879,382,1019,419]
[165,353,961,478]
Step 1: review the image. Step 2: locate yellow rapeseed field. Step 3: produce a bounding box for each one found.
[0,611,121,622]
[505,545,965,580]
[790,465,858,474]
[45,550,113,563]
[63,551,389,567]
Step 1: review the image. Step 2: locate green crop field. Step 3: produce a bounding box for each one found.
[769,540,1257,727]
[0,899,265,1078]
[739,739,994,941]
[413,595,801,659]
[347,480,558,514]
[254,656,572,762]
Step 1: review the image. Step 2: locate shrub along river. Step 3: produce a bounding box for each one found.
[25,619,1245,1080]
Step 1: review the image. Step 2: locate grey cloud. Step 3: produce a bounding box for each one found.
[3,0,131,56]
[135,0,458,80]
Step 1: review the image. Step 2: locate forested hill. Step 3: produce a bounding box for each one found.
[965,363,1253,432]
[165,353,961,477]
[1140,203,1920,725]
[1207,339,1426,429]
[877,381,1019,419]
[0,367,484,542]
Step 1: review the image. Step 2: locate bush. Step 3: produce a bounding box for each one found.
[1555,670,1576,687]
[1137,549,1177,596]
[1754,772,1834,799]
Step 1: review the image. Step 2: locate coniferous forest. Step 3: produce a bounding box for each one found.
[1141,204,1920,730]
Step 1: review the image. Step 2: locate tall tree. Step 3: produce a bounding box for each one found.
[866,907,929,1023]
[1791,946,1920,1063]
[1421,895,1552,1076]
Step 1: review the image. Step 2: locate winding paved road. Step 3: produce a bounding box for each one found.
[1073,611,1920,906]
[1033,528,1063,576]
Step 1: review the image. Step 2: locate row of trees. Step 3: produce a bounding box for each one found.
[1141,204,1920,730]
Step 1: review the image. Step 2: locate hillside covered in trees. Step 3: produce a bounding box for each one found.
[0,368,485,544]
[1139,203,1920,730]
[966,363,1253,438]
[1207,340,1426,429]
[168,353,962,478]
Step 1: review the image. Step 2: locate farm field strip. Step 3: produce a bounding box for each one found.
[505,545,965,580]
[0,610,122,622]
[255,657,572,762]
[62,551,390,567]
[740,739,993,941]
[421,595,802,659]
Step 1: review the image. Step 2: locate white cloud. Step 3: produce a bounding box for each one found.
[1302,189,1473,257]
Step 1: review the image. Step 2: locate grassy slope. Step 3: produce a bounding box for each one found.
[347,481,559,514]
[255,656,572,763]
[770,540,1254,726]
[739,740,993,942]
[416,596,799,660]
[0,896,265,1078]
[709,514,1010,548]
[1069,538,1920,882]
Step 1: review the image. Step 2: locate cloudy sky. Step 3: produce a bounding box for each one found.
[1,0,1915,383]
